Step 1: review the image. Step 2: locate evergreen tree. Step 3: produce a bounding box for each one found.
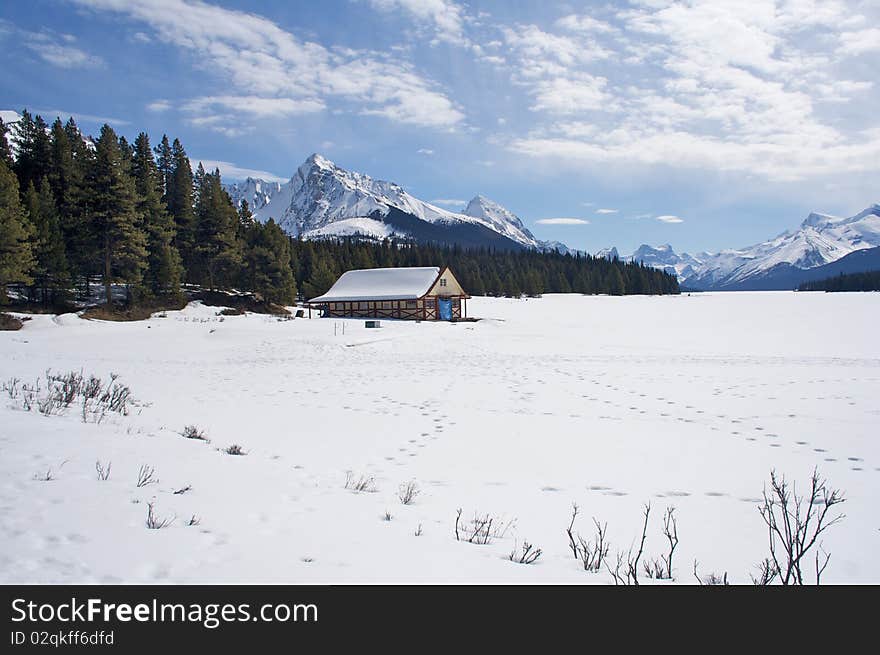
[0,159,34,303]
[132,133,182,296]
[243,219,297,304]
[0,118,12,167]
[606,265,625,296]
[87,124,148,305]
[55,117,95,295]
[168,139,195,274]
[301,258,338,299]
[192,169,241,290]
[12,111,52,195]
[154,134,173,199]
[24,180,69,305]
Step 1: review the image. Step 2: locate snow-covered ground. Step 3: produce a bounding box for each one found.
[1,292,878,584]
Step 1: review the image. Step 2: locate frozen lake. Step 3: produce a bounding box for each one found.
[1,291,878,583]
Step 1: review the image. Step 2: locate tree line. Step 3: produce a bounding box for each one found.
[798,270,880,292]
[0,110,295,308]
[1,110,677,311]
[293,239,679,299]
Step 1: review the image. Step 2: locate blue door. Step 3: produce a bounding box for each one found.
[438,298,452,321]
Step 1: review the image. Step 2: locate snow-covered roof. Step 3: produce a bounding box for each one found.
[307,267,441,303]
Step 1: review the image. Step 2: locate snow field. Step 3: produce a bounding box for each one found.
[0,292,878,583]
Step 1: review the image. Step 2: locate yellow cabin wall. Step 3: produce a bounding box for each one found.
[425,268,466,297]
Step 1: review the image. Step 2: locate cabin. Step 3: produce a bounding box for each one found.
[306,266,469,321]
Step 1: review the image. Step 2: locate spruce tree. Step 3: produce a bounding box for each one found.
[87,125,148,305]
[12,111,52,195]
[192,169,241,291]
[168,139,195,275]
[55,117,95,295]
[0,118,12,167]
[154,134,173,200]
[243,219,297,304]
[24,180,69,305]
[0,159,35,303]
[132,132,182,296]
[301,258,338,299]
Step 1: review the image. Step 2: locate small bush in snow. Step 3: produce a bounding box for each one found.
[606,503,651,586]
[181,425,209,441]
[33,468,55,482]
[508,540,543,565]
[753,468,845,586]
[642,506,679,581]
[693,561,729,585]
[10,370,135,422]
[223,444,246,456]
[566,503,610,573]
[344,471,378,493]
[382,511,393,521]
[398,480,420,505]
[95,460,111,481]
[3,377,21,399]
[187,515,201,527]
[145,501,174,529]
[454,508,514,545]
[136,464,158,488]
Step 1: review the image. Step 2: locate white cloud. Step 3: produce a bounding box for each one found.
[535,218,590,225]
[147,99,171,112]
[72,0,464,130]
[595,208,618,214]
[655,215,684,224]
[184,95,325,118]
[33,108,129,126]
[501,0,880,181]
[365,0,469,47]
[555,14,615,34]
[430,198,466,207]
[838,28,880,56]
[417,148,434,155]
[17,27,103,69]
[191,158,286,183]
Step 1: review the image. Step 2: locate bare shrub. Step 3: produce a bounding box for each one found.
[187,515,201,526]
[398,480,420,505]
[509,540,543,564]
[566,503,610,572]
[644,506,678,580]
[414,524,423,537]
[382,511,393,521]
[173,485,192,495]
[3,377,21,399]
[606,503,651,586]
[223,444,246,456]
[145,501,174,529]
[454,508,514,545]
[344,471,378,493]
[693,560,729,585]
[755,468,845,585]
[136,464,158,488]
[33,468,55,482]
[181,425,209,441]
[95,460,111,481]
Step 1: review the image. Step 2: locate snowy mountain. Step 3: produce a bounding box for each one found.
[225,154,559,251]
[595,246,619,260]
[685,204,880,289]
[608,204,880,290]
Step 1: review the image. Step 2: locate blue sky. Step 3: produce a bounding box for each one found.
[2,0,878,255]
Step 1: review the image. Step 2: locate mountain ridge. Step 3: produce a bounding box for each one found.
[601,203,880,290]
[225,154,571,252]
